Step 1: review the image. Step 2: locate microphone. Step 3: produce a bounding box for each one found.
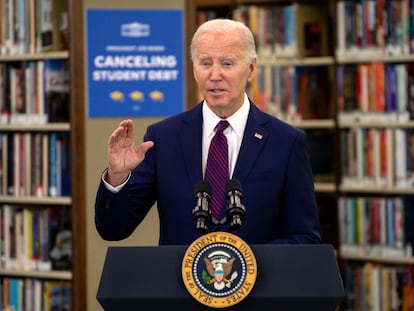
[192,180,212,233]
[225,179,246,231]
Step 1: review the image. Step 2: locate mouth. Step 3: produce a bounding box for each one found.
[208,89,225,94]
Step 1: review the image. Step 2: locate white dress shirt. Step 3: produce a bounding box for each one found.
[202,93,250,178]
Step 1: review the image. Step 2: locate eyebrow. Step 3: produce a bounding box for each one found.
[197,54,239,61]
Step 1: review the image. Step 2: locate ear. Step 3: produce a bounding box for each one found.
[247,58,257,82]
[193,64,199,83]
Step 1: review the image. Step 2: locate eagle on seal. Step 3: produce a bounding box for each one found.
[204,256,236,290]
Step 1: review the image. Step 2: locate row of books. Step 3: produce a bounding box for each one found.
[200,1,414,59]
[338,196,414,258]
[343,263,414,311]
[197,3,328,59]
[337,62,414,122]
[0,278,71,311]
[0,0,68,55]
[0,205,71,272]
[232,4,328,59]
[0,132,70,198]
[0,59,69,125]
[316,195,337,248]
[305,129,335,182]
[250,65,332,121]
[339,128,414,188]
[336,0,414,57]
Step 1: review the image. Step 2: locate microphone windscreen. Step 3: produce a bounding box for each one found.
[225,179,243,193]
[194,180,212,196]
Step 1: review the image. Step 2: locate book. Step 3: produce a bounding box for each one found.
[48,280,64,311]
[304,129,335,182]
[61,281,72,311]
[58,133,70,197]
[394,128,408,187]
[3,205,16,270]
[8,278,21,311]
[316,195,337,246]
[48,206,71,270]
[296,4,329,58]
[396,64,408,120]
[304,21,322,56]
[31,133,43,196]
[10,64,26,123]
[38,208,51,271]
[39,0,67,52]
[406,63,414,119]
[48,132,58,197]
[0,63,11,122]
[44,59,69,123]
[42,133,49,197]
[296,66,332,119]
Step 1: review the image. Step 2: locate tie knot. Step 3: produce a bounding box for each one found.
[216,120,229,133]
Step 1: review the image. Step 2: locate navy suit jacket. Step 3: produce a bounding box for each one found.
[95,101,321,245]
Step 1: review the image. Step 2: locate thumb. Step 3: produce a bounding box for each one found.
[140,141,154,154]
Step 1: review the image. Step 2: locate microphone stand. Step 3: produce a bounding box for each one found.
[192,179,246,233]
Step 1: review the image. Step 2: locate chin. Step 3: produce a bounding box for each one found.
[206,94,227,104]
[207,100,227,109]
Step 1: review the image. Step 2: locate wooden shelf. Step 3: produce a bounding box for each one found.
[290,119,335,129]
[339,185,414,195]
[0,123,70,131]
[338,120,414,129]
[314,182,336,193]
[258,56,335,67]
[340,252,414,265]
[196,0,231,6]
[0,196,71,205]
[337,54,414,64]
[0,269,72,280]
[0,51,69,62]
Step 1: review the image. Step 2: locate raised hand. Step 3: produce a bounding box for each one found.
[106,119,154,186]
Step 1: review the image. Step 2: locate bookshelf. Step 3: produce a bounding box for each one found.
[0,0,86,310]
[335,0,414,309]
[194,0,414,310]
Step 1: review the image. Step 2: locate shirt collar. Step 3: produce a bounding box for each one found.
[202,93,250,137]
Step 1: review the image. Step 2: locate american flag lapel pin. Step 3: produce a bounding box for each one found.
[254,132,263,140]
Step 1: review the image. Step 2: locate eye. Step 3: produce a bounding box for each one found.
[222,60,234,68]
[199,59,212,68]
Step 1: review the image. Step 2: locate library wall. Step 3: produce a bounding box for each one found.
[82,1,187,310]
[0,0,76,308]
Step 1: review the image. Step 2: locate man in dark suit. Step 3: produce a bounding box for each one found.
[94,18,321,245]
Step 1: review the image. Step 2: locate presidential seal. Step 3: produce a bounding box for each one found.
[182,232,257,308]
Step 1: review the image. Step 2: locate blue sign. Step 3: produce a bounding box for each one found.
[86,9,185,117]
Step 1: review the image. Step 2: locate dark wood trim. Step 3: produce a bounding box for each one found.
[185,0,197,109]
[68,0,87,310]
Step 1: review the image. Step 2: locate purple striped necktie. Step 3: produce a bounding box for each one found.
[205,120,229,219]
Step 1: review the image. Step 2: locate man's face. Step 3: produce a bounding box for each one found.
[192,30,256,118]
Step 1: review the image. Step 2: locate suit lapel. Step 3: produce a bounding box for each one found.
[233,104,268,183]
[177,102,269,187]
[178,104,204,187]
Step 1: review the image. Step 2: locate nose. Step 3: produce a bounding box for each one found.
[209,63,222,81]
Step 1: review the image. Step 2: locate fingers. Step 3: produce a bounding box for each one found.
[108,119,134,145]
[109,120,154,156]
[119,119,134,140]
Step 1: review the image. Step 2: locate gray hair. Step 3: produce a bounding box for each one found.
[190,18,257,64]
